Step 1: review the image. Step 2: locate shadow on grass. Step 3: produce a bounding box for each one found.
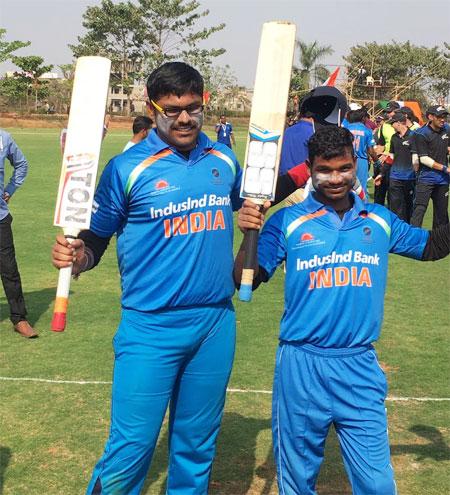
[142,414,351,494]
[390,424,450,462]
[0,446,12,494]
[0,287,55,327]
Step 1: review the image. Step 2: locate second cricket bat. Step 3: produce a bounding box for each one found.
[239,21,296,301]
[51,56,111,331]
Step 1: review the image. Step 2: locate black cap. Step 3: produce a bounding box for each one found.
[299,86,348,126]
[426,105,449,117]
[385,101,400,112]
[388,111,407,124]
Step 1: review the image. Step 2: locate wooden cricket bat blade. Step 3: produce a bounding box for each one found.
[51,56,111,331]
[238,21,296,301]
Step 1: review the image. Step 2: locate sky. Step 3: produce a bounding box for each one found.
[1,0,449,86]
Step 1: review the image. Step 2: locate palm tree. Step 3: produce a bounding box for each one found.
[295,40,334,89]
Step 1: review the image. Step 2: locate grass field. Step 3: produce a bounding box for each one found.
[0,125,449,494]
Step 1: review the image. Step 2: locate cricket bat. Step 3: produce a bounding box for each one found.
[239,21,296,302]
[51,56,111,331]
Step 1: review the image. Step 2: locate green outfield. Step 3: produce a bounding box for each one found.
[0,126,449,494]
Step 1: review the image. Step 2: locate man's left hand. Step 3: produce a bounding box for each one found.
[238,199,271,233]
[2,192,10,203]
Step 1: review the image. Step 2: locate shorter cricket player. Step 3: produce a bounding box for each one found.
[234,126,449,495]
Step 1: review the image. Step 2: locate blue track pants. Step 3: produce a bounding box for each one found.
[272,342,397,495]
[86,303,236,494]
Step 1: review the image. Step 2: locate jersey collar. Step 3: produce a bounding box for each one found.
[146,128,215,157]
[303,191,368,217]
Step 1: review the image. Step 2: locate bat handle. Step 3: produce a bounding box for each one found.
[51,230,78,332]
[51,266,72,331]
[239,229,259,302]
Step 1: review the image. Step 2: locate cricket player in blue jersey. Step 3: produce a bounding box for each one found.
[343,108,379,195]
[235,126,449,495]
[52,62,243,495]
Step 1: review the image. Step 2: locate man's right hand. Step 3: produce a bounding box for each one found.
[51,235,86,273]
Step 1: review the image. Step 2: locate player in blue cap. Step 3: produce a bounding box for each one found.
[235,126,449,495]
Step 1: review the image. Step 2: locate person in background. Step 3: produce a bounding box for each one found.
[375,111,416,222]
[123,115,153,151]
[279,108,315,175]
[215,114,236,149]
[0,129,37,338]
[410,105,449,228]
[373,101,400,206]
[343,107,379,196]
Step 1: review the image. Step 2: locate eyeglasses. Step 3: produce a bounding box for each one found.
[151,100,204,119]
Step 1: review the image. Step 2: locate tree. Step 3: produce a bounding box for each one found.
[69,0,144,114]
[294,40,333,90]
[137,0,225,73]
[0,28,30,63]
[202,64,237,110]
[11,55,53,111]
[344,41,450,106]
[70,0,226,114]
[0,76,29,111]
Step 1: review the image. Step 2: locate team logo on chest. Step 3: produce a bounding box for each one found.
[149,178,180,197]
[292,231,325,250]
[362,226,373,243]
[211,167,223,185]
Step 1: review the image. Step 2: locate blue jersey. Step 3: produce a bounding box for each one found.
[216,122,233,147]
[258,192,428,348]
[279,120,314,175]
[90,129,243,311]
[343,122,376,189]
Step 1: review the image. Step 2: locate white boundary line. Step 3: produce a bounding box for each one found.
[1,376,449,402]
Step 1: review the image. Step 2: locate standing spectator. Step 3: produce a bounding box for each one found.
[215,114,235,149]
[0,129,37,338]
[374,101,399,205]
[343,108,379,195]
[411,105,449,228]
[123,115,152,151]
[375,112,416,222]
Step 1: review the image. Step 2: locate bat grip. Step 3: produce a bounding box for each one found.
[51,232,78,332]
[239,229,259,302]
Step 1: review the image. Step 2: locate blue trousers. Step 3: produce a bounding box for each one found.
[272,343,397,495]
[86,303,236,494]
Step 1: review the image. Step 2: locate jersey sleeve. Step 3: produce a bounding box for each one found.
[258,211,287,278]
[366,128,376,148]
[89,159,128,237]
[388,210,429,259]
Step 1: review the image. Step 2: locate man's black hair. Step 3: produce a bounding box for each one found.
[132,115,152,134]
[347,108,367,123]
[307,126,354,166]
[146,62,204,102]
